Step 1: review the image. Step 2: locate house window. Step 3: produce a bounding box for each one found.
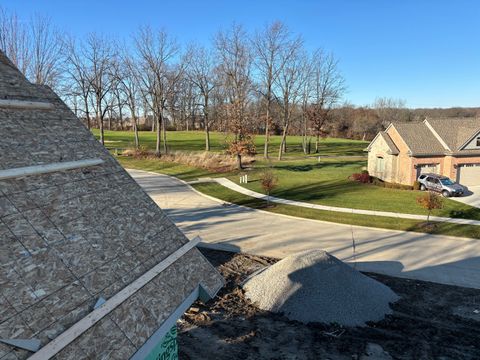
[376,156,385,172]
[477,137,480,147]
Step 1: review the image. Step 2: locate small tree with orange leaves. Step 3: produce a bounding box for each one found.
[260,169,278,206]
[225,100,256,169]
[416,191,444,224]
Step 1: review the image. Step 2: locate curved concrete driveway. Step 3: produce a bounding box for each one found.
[128,169,480,289]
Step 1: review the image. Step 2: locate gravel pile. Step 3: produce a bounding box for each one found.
[243,249,399,326]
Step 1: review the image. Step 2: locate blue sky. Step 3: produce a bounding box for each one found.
[3,0,480,108]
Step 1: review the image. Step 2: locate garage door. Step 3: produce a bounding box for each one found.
[458,164,480,186]
[416,164,440,178]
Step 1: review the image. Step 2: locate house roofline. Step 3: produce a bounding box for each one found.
[423,118,451,151]
[458,128,480,150]
[386,123,413,154]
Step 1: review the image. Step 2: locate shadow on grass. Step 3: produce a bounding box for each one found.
[272,180,362,203]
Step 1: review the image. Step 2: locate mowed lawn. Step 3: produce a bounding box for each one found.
[91,129,367,157]
[228,158,480,219]
[97,129,480,220]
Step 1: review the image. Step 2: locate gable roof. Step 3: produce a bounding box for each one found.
[425,118,480,152]
[390,122,446,155]
[367,131,399,155]
[0,51,223,359]
[385,118,480,156]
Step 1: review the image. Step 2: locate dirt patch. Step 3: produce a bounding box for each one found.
[178,248,480,360]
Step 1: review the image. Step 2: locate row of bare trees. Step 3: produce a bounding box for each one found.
[0,7,348,161]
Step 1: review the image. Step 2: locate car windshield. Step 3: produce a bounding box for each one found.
[440,178,454,185]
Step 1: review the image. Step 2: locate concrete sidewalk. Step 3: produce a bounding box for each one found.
[209,177,480,226]
[128,169,480,290]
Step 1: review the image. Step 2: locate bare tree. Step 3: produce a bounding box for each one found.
[308,50,346,152]
[83,33,115,145]
[29,13,63,88]
[63,36,93,128]
[215,24,255,168]
[373,97,408,128]
[134,27,179,155]
[187,45,218,150]
[276,46,306,160]
[253,21,299,158]
[0,7,30,76]
[118,52,142,148]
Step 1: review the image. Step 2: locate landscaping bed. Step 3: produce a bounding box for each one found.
[178,248,480,360]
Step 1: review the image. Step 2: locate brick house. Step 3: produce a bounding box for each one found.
[367,118,480,186]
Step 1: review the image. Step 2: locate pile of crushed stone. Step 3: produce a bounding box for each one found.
[242,249,399,326]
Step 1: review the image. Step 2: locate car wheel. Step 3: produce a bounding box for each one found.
[442,190,450,198]
[420,184,426,191]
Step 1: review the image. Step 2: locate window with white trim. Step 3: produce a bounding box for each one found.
[376,156,385,172]
[476,137,480,147]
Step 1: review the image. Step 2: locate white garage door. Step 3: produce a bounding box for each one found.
[458,164,480,186]
[416,164,440,177]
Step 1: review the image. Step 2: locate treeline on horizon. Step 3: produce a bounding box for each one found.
[1,6,478,160]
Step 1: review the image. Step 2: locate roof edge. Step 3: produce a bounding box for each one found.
[423,118,452,151]
[458,128,480,151]
[29,237,203,360]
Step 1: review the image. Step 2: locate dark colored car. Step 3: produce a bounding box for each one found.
[417,173,464,197]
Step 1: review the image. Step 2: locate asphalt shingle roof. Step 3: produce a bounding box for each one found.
[379,132,399,155]
[426,118,480,151]
[391,122,446,155]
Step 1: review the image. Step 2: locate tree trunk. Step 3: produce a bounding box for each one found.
[84,96,91,130]
[264,102,270,159]
[278,126,288,161]
[132,112,139,150]
[204,98,210,151]
[97,96,104,145]
[155,114,161,156]
[315,134,320,153]
[237,153,243,170]
[205,121,210,151]
[99,114,104,145]
[162,112,168,154]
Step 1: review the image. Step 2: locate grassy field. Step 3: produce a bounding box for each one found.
[193,182,480,239]
[226,157,480,219]
[104,129,480,222]
[92,129,367,157]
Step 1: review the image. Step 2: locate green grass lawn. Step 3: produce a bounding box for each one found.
[92,129,368,157]
[193,182,480,240]
[227,157,480,220]
[104,129,480,221]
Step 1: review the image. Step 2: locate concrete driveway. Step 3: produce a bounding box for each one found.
[453,185,480,208]
[128,169,480,289]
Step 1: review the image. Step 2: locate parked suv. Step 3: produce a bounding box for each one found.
[417,173,464,197]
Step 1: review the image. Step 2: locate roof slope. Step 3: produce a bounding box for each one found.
[426,118,480,152]
[379,132,399,155]
[0,51,223,359]
[391,122,446,155]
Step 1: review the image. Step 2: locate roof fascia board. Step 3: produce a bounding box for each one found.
[28,236,202,360]
[423,119,451,151]
[0,159,104,180]
[0,99,54,110]
[366,132,382,151]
